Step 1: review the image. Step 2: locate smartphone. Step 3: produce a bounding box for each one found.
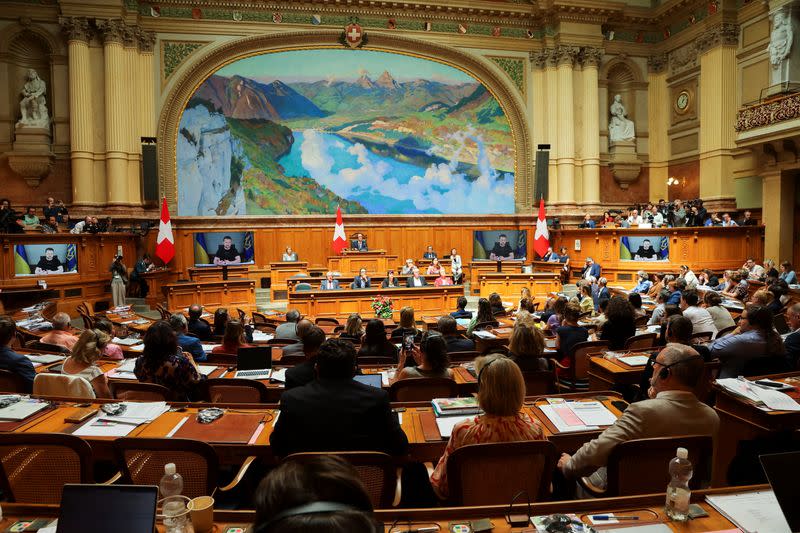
[402,334,414,352]
[611,400,629,413]
[65,408,98,424]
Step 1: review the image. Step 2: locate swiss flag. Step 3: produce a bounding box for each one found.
[533,198,550,259]
[155,197,175,264]
[332,205,347,255]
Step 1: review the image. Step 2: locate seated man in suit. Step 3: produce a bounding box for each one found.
[438,315,475,353]
[0,316,35,392]
[739,210,757,226]
[270,339,409,457]
[406,267,428,287]
[284,324,326,389]
[579,214,596,229]
[187,304,212,341]
[320,271,340,290]
[581,257,601,281]
[785,303,800,369]
[423,245,437,259]
[350,268,371,289]
[275,309,302,340]
[169,313,206,362]
[558,344,719,490]
[450,296,473,319]
[351,233,368,252]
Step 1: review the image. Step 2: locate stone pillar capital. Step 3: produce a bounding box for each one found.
[530,49,551,70]
[122,25,138,48]
[59,17,91,43]
[97,19,126,45]
[695,22,739,54]
[554,45,580,67]
[137,29,156,53]
[647,53,669,74]
[580,47,604,68]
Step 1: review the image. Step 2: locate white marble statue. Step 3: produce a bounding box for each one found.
[17,69,49,128]
[769,8,793,67]
[609,94,635,142]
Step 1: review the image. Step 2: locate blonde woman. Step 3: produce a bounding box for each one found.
[62,329,113,398]
[515,287,533,315]
[508,324,548,372]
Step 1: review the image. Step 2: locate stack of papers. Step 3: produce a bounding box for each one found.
[706,491,791,533]
[252,330,274,342]
[0,399,49,421]
[472,330,497,339]
[455,318,471,328]
[539,400,617,432]
[73,401,170,437]
[15,317,52,330]
[196,365,217,376]
[25,353,65,365]
[435,414,473,438]
[111,337,142,346]
[716,378,800,411]
[270,368,287,383]
[201,343,220,353]
[617,355,650,366]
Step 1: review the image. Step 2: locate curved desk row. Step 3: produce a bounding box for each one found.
[287,285,463,318]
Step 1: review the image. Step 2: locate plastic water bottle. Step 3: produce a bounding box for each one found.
[665,447,692,521]
[160,463,187,532]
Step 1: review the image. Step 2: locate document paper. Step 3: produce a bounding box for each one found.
[706,490,791,533]
[435,415,473,438]
[538,404,599,433]
[568,401,618,426]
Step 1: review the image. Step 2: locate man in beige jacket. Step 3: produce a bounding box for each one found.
[558,343,719,490]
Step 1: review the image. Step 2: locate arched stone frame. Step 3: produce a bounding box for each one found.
[156,30,532,214]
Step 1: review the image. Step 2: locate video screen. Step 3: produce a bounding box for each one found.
[194,232,255,266]
[620,236,669,261]
[473,230,527,260]
[15,243,78,276]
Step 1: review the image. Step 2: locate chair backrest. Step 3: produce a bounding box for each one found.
[634,314,649,327]
[0,369,29,393]
[624,332,657,350]
[252,312,282,328]
[389,377,458,402]
[77,309,94,330]
[447,440,557,505]
[113,437,218,499]
[203,353,238,366]
[156,303,171,319]
[694,361,721,405]
[198,378,269,403]
[284,452,396,509]
[472,320,499,332]
[690,331,713,343]
[716,325,737,337]
[0,433,93,504]
[315,317,340,325]
[295,283,312,291]
[33,373,95,399]
[26,340,70,354]
[605,435,713,496]
[492,309,508,317]
[447,350,480,363]
[522,370,557,396]
[578,310,593,320]
[111,381,171,401]
[569,340,610,382]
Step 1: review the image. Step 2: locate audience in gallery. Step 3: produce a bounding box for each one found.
[252,455,381,533]
[598,296,637,350]
[40,312,79,351]
[380,270,399,288]
[703,291,736,332]
[43,197,68,223]
[632,271,652,294]
[406,267,428,287]
[430,354,544,500]
[62,329,113,398]
[394,332,454,380]
[134,320,201,401]
[357,319,398,362]
[628,292,646,319]
[423,245,437,260]
[187,304,212,341]
[434,269,453,286]
[785,303,800,369]
[275,309,302,341]
[400,258,416,276]
[578,284,594,314]
[437,315,475,353]
[558,344,720,491]
[578,199,761,229]
[555,303,589,369]
[666,278,686,305]
[212,320,252,355]
[426,257,443,276]
[350,268,371,289]
[679,265,698,289]
[779,261,797,285]
[709,305,786,378]
[212,308,229,337]
[284,324,326,390]
[507,323,548,372]
[0,316,35,392]
[742,258,765,280]
[320,271,340,290]
[338,314,364,343]
[449,248,463,284]
[647,289,671,326]
[281,246,298,262]
[721,270,749,301]
[92,319,123,360]
[390,306,422,342]
[169,313,206,362]
[271,339,408,458]
[739,210,757,226]
[762,259,779,280]
[679,290,718,338]
[488,293,505,316]
[450,296,473,319]
[697,269,719,288]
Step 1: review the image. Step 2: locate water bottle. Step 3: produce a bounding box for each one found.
[160,463,187,532]
[665,447,692,521]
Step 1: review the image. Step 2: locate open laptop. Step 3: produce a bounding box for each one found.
[57,484,158,533]
[760,451,800,532]
[354,374,382,389]
[234,346,272,379]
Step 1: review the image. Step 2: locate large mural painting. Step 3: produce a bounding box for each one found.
[176,48,516,216]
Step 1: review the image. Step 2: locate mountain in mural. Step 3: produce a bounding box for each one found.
[443,84,504,124]
[194,75,327,121]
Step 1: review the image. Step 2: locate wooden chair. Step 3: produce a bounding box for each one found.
[252,312,281,328]
[277,354,306,366]
[33,374,95,399]
[295,283,313,291]
[198,378,270,403]
[0,369,30,393]
[579,435,713,497]
[522,370,557,396]
[25,340,70,353]
[113,437,256,499]
[389,377,458,402]
[156,303,171,320]
[623,332,657,350]
[0,433,93,504]
[634,315,649,327]
[741,356,791,377]
[690,331,713,343]
[716,325,737,337]
[471,320,499,332]
[111,382,172,401]
[448,350,480,363]
[315,317,340,326]
[446,440,558,505]
[551,340,610,392]
[492,309,508,318]
[77,309,94,330]
[284,452,397,509]
[694,361,721,405]
[578,310,593,320]
[255,324,277,335]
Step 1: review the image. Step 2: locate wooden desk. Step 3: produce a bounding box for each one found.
[468,260,524,294]
[327,250,398,275]
[162,280,256,313]
[478,272,561,301]
[268,261,308,301]
[530,260,566,275]
[588,354,653,391]
[137,268,174,306]
[288,274,439,292]
[188,265,250,282]
[287,286,463,318]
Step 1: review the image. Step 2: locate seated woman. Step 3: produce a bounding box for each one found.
[282,246,298,262]
[628,292,646,318]
[433,269,453,287]
[212,308,229,337]
[555,303,589,369]
[749,288,774,307]
[703,290,736,332]
[779,261,797,285]
[339,313,364,342]
[449,248,463,284]
[488,292,506,316]
[380,270,400,288]
[62,329,113,398]
[508,324,548,372]
[430,354,544,500]
[426,257,443,276]
[358,319,399,362]
[544,296,568,334]
[134,320,202,401]
[598,296,637,350]
[389,307,422,342]
[514,287,533,315]
[709,305,786,378]
[212,320,252,354]
[646,273,665,299]
[394,333,453,380]
[93,318,123,360]
[722,270,749,301]
[466,298,496,336]
[400,259,416,276]
[579,284,594,314]
[632,271,652,294]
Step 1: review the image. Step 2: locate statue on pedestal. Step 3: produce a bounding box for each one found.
[17,69,49,129]
[609,94,635,142]
[769,8,793,67]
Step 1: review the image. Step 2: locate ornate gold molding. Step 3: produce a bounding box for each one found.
[59,17,91,43]
[156,30,532,213]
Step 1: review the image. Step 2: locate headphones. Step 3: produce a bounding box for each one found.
[253,501,361,532]
[477,355,499,388]
[656,355,703,380]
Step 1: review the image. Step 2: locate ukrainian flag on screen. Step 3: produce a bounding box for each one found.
[659,236,669,260]
[243,232,254,262]
[194,233,210,264]
[620,236,632,260]
[65,244,78,272]
[473,235,487,260]
[14,245,30,275]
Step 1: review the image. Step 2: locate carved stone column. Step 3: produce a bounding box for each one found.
[123,25,142,207]
[555,45,579,207]
[138,30,156,138]
[762,169,795,262]
[530,49,551,201]
[581,47,603,208]
[647,54,670,203]
[543,49,559,201]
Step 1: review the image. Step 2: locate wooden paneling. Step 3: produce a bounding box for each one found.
[287,286,462,317]
[478,272,561,301]
[188,266,250,281]
[162,280,256,312]
[269,261,309,301]
[468,260,525,294]
[327,251,398,276]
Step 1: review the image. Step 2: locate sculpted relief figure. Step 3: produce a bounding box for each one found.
[17,69,50,128]
[609,94,635,142]
[769,8,793,67]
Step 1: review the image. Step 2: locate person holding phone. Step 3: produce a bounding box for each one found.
[393,332,453,380]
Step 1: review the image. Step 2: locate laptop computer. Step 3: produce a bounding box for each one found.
[57,484,158,533]
[354,374,382,389]
[760,451,800,532]
[234,346,272,379]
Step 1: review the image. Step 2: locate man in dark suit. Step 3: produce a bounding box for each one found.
[284,325,326,390]
[169,313,207,362]
[438,316,475,353]
[0,317,35,393]
[450,296,473,319]
[785,303,800,369]
[581,258,601,280]
[739,210,757,226]
[270,339,408,457]
[351,233,368,252]
[320,272,340,290]
[406,267,428,287]
[423,245,437,259]
[187,304,212,341]
[350,268,371,289]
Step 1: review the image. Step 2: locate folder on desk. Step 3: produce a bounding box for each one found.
[0,399,50,421]
[173,412,264,444]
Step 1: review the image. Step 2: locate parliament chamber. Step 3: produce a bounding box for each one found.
[1,0,800,531]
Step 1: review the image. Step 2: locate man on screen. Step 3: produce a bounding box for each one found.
[34,247,64,274]
[213,236,241,265]
[488,234,514,261]
[633,239,657,261]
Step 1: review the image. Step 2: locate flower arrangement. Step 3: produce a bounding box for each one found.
[371,296,394,319]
